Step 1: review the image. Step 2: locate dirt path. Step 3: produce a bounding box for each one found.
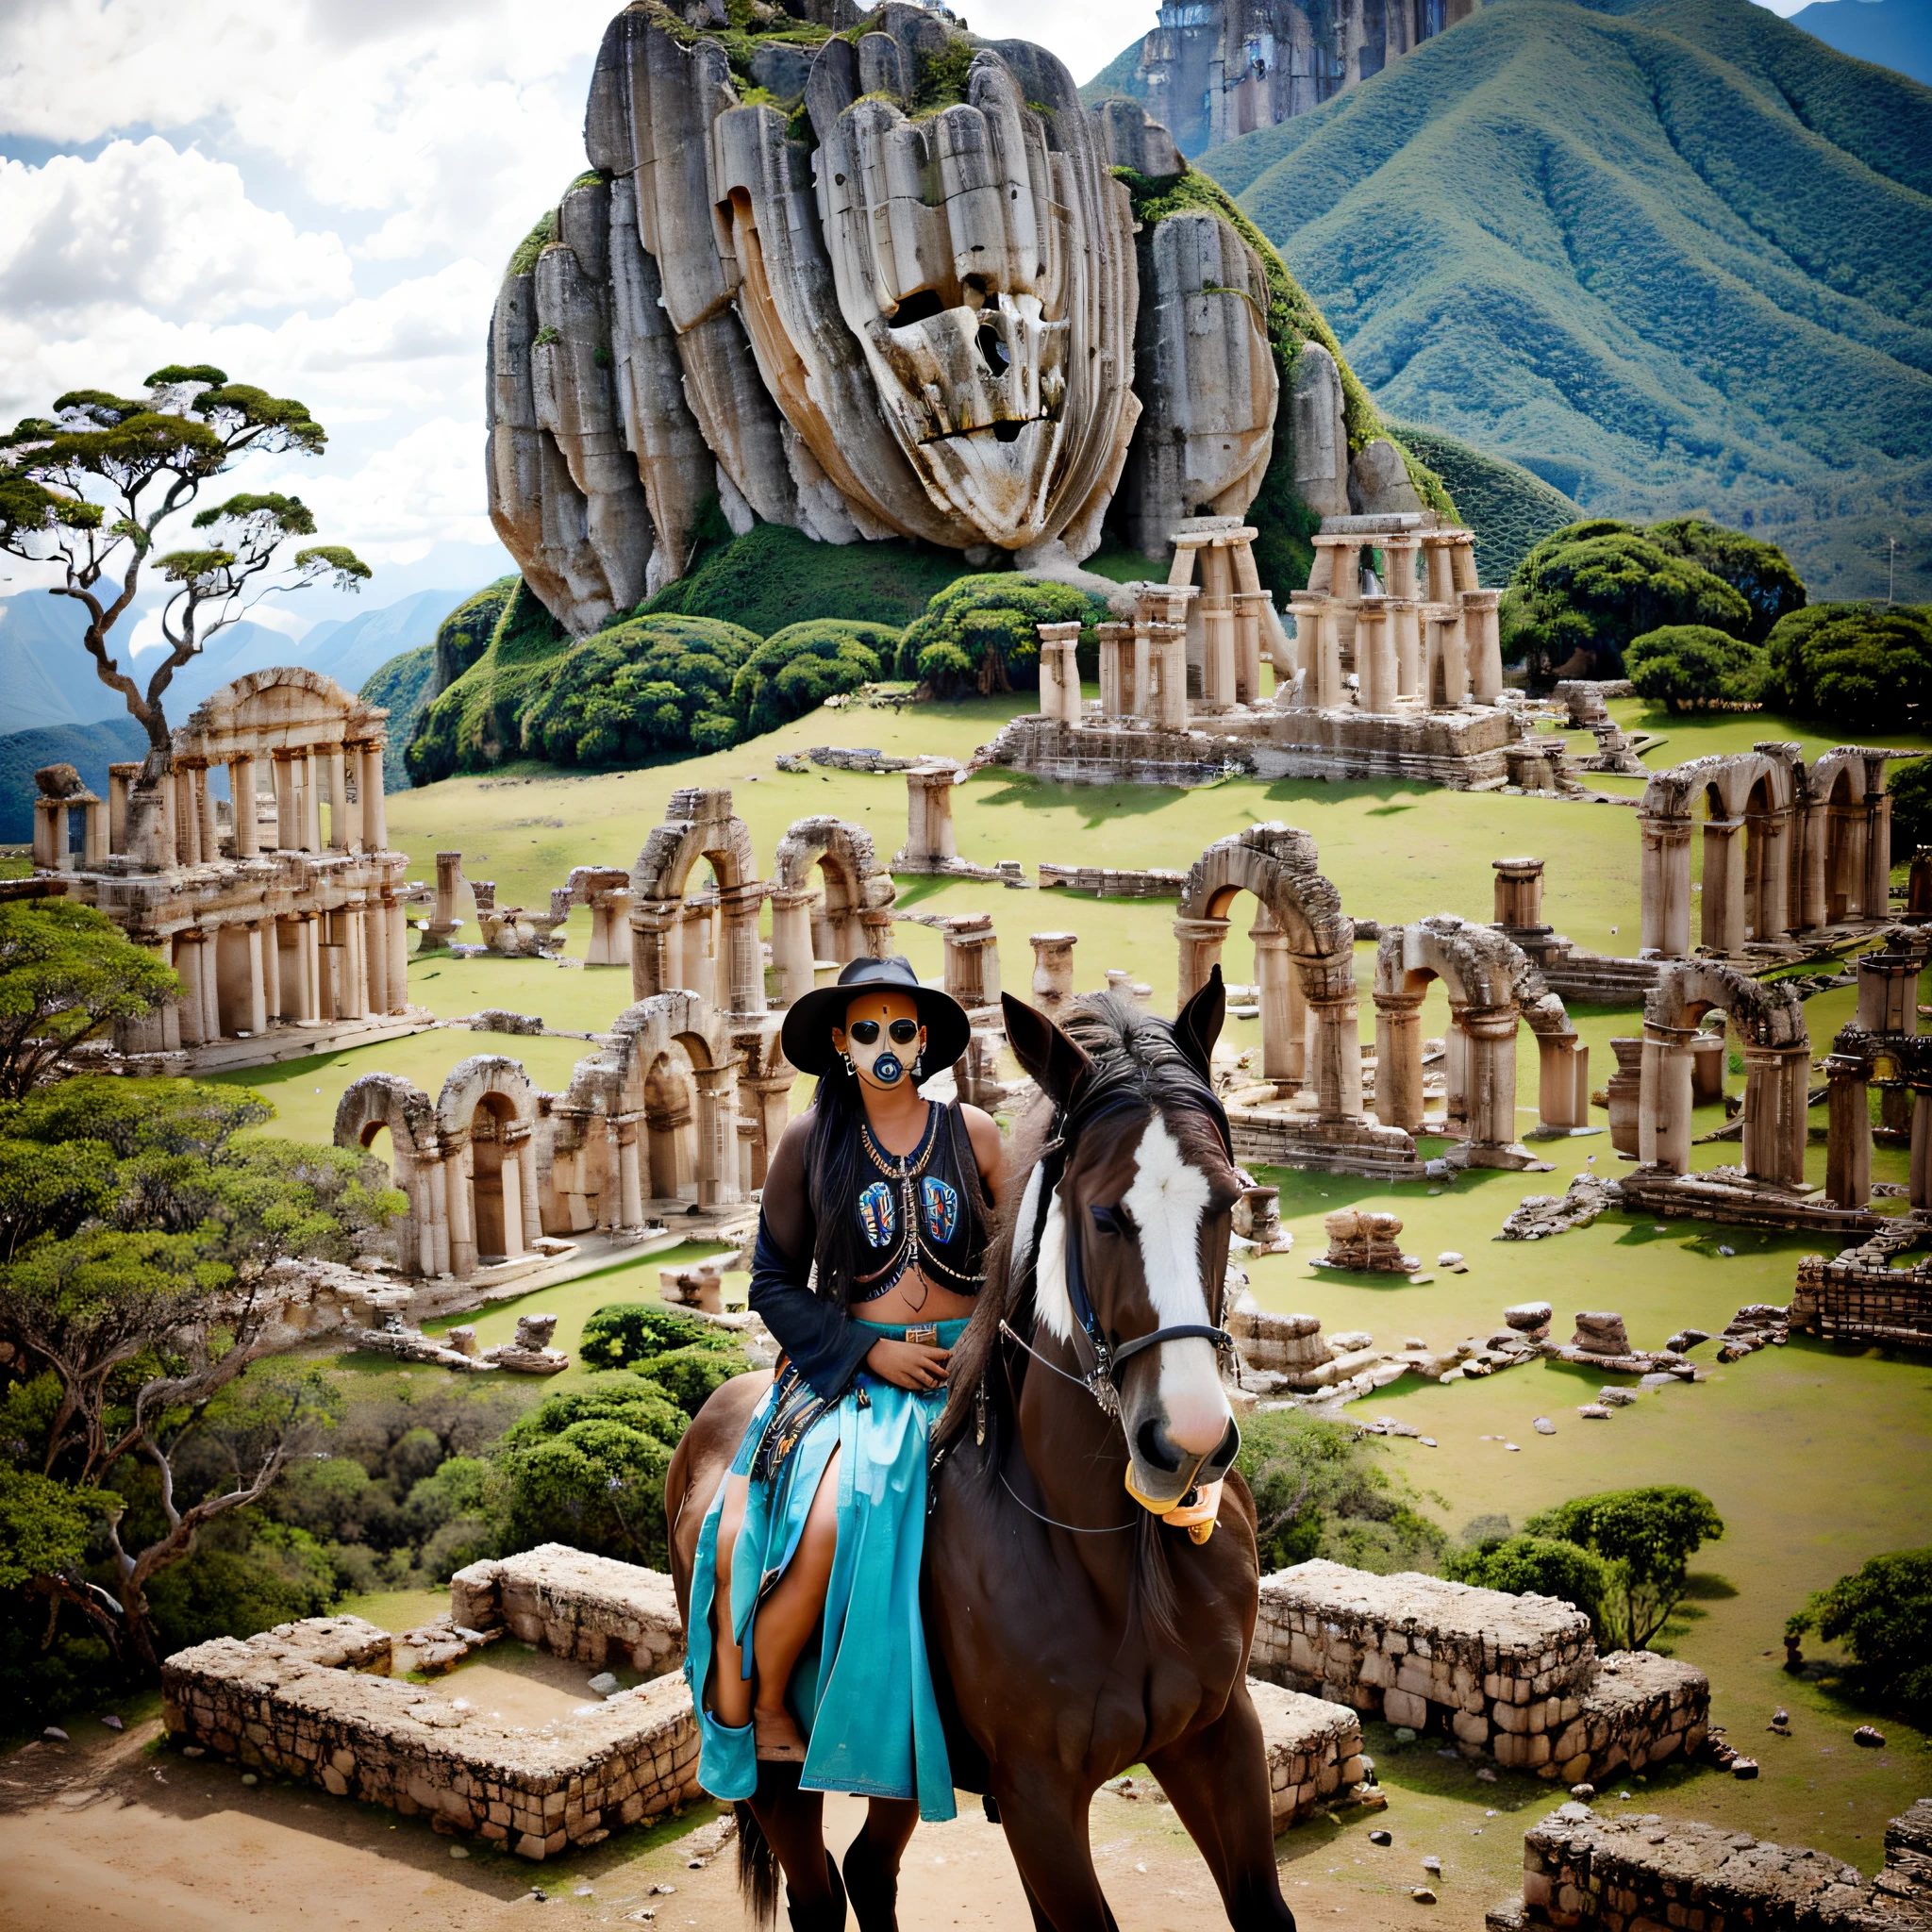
[0,1715,1491,1930]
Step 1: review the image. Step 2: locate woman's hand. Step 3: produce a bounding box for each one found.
[865,1338,951,1391]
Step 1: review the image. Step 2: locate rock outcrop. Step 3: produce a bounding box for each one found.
[487,4,1307,634]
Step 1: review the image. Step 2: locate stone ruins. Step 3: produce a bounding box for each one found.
[30,668,424,1072]
[1489,1796,1932,1930]
[1251,1559,1710,1787]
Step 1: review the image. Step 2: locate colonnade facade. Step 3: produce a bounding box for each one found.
[1639,746,1898,958]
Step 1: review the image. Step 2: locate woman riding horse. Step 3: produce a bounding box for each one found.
[681,955,1001,1930]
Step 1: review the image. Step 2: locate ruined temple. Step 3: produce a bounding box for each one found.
[1128,0,1478,157]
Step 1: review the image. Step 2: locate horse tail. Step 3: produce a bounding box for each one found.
[735,1800,779,1927]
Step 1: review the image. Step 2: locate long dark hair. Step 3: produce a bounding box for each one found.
[804,1053,867,1306]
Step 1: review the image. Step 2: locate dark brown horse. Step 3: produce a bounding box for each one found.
[666,971,1294,1931]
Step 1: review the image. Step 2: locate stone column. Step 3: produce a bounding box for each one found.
[1824,1055,1872,1208]
[263,916,282,1022]
[1492,857,1546,931]
[720,880,767,1017]
[1387,598,1421,703]
[1148,623,1191,731]
[365,904,390,1016]
[1304,975,1364,1124]
[1374,991,1426,1131]
[427,1158,452,1275]
[629,902,678,1003]
[1028,931,1077,1018]
[903,764,960,869]
[447,1143,477,1278]
[229,754,258,858]
[108,764,137,854]
[768,887,817,1007]
[1743,1041,1810,1186]
[1130,621,1153,722]
[742,1071,795,1189]
[272,753,295,851]
[499,1148,525,1256]
[589,889,633,968]
[388,898,408,1012]
[303,915,323,1024]
[692,1064,740,1208]
[1310,533,1361,601]
[1233,591,1270,708]
[1751,808,1790,942]
[326,746,351,851]
[1464,590,1504,706]
[1799,801,1830,930]
[1461,1005,1521,1158]
[1096,622,1127,718]
[1865,791,1892,918]
[1422,533,1458,604]
[1036,622,1084,724]
[1252,908,1303,1091]
[1287,594,1323,710]
[610,1123,641,1228]
[1640,815,1694,957]
[300,752,323,854]
[942,914,999,1010]
[1701,819,1747,954]
[194,760,219,863]
[1857,946,1919,1035]
[1437,607,1470,707]
[361,742,389,851]
[1174,914,1231,1003]
[245,924,267,1036]
[1911,1086,1932,1210]
[1536,1031,1585,1132]
[174,934,207,1047]
[1355,596,1395,713]
[1638,1029,1694,1174]
[1199,542,1237,711]
[1607,1037,1643,1158]
[30,797,59,871]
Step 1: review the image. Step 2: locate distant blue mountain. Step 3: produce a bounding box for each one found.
[1790,0,1932,85]
[0,587,467,735]
[0,714,148,845]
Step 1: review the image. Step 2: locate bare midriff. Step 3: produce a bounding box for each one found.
[852,1267,978,1330]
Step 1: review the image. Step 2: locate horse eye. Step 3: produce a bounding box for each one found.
[1091,1205,1135,1238]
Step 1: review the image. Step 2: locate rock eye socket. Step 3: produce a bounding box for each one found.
[888,289,946,327]
[976,324,1011,376]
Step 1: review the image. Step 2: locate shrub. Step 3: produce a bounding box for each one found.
[896,575,1108,697]
[1443,1531,1616,1645]
[577,1302,741,1373]
[1645,518,1807,642]
[1525,1486,1724,1651]
[1761,602,1932,730]
[1890,756,1932,859]
[1624,624,1767,711]
[1786,1546,1932,1723]
[635,1342,754,1419]
[517,612,756,765]
[732,619,899,737]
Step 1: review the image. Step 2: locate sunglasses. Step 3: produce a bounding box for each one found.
[849,1018,920,1046]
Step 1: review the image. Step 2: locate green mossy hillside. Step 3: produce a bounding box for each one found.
[1199,0,1932,601]
[358,646,436,793]
[1385,420,1583,584]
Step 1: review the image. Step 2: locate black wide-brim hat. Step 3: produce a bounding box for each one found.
[780,955,973,1079]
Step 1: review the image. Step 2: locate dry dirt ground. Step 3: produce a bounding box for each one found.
[0,1710,1482,1931]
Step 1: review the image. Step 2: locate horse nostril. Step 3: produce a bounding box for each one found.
[1136,1417,1181,1474]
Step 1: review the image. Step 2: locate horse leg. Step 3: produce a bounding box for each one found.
[752,1444,841,1757]
[748,1760,847,1930]
[992,1769,1116,1932]
[841,1795,917,1932]
[1145,1693,1296,1930]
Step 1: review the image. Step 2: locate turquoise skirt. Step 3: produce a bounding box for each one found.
[685,1317,966,1822]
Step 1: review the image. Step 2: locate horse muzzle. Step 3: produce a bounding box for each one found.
[1124,1470,1226,1545]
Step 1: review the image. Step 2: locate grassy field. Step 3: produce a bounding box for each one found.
[231,687,1932,1879]
[1198,0,1932,604]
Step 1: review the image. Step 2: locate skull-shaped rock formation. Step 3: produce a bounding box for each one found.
[488,3,1294,634]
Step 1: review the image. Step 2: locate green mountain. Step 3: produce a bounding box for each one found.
[1791,0,1932,87]
[1199,0,1932,600]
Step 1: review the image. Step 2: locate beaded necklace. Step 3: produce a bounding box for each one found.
[852,1103,985,1305]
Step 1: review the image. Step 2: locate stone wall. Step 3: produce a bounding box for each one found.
[1793,1244,1932,1347]
[1227,1106,1423,1177]
[1250,1680,1371,1830]
[451,1544,684,1677]
[1488,1798,1932,1930]
[161,1611,701,1860]
[1038,861,1189,898]
[1250,1560,1708,1785]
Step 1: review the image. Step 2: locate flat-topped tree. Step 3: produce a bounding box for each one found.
[0,366,369,764]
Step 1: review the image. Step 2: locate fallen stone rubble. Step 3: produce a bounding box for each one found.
[1499,1174,1618,1241]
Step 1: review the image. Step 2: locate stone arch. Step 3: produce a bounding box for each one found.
[628,787,766,1016]
[1638,746,1799,958]
[1371,916,1587,1159]
[1803,748,1891,929]
[1175,824,1361,1123]
[769,816,896,1006]
[334,1074,442,1277]
[1639,961,1807,1183]
[1826,1025,1932,1210]
[435,1056,542,1276]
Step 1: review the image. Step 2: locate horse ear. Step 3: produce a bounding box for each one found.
[1002,992,1091,1109]
[1174,965,1224,1080]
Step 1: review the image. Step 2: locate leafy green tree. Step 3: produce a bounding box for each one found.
[1646,517,1807,642]
[1624,625,1767,712]
[491,1376,689,1568]
[0,368,369,759]
[1443,1531,1616,1645]
[577,1301,743,1373]
[0,899,179,1101]
[517,613,755,765]
[1761,603,1932,730]
[1502,523,1754,682]
[895,575,1107,697]
[0,1077,397,1671]
[731,619,900,737]
[636,1343,753,1420]
[1785,1547,1932,1722]
[1889,756,1932,860]
[1525,1486,1724,1651]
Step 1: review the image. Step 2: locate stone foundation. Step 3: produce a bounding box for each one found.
[1249,1680,1372,1829]
[1227,1105,1423,1177]
[1618,1168,1883,1236]
[451,1544,684,1678]
[1251,706,1520,790]
[160,1607,702,1859]
[1038,861,1189,898]
[1488,1798,1932,1930]
[1250,1560,1707,1784]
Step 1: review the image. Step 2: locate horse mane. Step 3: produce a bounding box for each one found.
[935,992,1226,1450]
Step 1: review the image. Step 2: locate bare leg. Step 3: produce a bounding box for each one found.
[752,1444,842,1755]
[708,1473,752,1729]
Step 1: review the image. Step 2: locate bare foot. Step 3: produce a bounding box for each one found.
[754,1707,808,1762]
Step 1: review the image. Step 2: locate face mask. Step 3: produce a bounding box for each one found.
[845,1015,920,1087]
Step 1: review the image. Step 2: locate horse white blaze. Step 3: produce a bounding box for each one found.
[1123,1114,1230,1457]
[1024,1162,1076,1345]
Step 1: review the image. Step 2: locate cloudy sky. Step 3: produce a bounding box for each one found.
[0,0,1800,633]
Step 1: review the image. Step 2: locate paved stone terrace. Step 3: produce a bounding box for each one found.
[452,1543,685,1676]
[1487,1798,1932,1930]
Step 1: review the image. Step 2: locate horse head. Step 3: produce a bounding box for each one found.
[1003,972,1243,1515]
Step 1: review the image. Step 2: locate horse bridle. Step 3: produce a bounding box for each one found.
[1006,1105,1237,1420]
